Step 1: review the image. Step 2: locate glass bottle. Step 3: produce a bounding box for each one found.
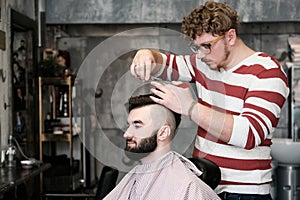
[44,112,52,133]
[6,135,16,167]
[63,92,68,117]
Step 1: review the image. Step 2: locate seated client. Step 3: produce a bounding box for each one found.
[104,94,220,200]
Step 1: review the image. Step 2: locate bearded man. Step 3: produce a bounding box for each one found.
[104,94,220,200]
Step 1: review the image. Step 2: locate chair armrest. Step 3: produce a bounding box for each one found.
[188,157,221,189]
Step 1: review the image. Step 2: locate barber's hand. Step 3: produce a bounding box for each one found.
[130,49,156,81]
[150,81,195,116]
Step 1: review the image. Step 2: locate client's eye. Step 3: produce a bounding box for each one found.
[133,123,142,129]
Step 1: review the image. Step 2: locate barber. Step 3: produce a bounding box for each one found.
[129,1,289,199]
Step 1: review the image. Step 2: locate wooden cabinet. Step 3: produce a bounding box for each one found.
[38,76,82,192]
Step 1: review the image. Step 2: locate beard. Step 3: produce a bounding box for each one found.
[201,41,230,70]
[124,132,157,161]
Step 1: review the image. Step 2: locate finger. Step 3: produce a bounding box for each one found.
[150,87,166,98]
[144,63,153,81]
[150,81,169,93]
[138,65,146,81]
[149,95,164,105]
[150,83,171,104]
[133,65,145,80]
[171,81,190,88]
[139,61,153,81]
[130,63,138,78]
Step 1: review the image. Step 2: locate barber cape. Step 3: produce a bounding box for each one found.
[104,151,220,200]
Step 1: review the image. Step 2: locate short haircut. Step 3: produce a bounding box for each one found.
[128,94,181,129]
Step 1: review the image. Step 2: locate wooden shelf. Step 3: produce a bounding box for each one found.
[38,76,82,192]
[40,133,72,142]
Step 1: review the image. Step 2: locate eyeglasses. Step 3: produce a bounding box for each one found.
[189,35,224,55]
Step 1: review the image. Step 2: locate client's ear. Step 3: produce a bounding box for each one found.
[157,125,171,141]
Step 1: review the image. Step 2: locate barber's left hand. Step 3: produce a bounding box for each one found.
[150,81,195,116]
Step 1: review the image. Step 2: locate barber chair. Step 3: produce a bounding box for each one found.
[42,165,119,200]
[188,157,221,190]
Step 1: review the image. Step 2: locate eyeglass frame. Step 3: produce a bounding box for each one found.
[189,35,225,55]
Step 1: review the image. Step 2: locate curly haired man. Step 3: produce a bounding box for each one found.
[129,1,289,199]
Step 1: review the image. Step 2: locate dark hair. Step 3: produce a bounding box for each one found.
[128,94,181,128]
[57,50,71,67]
[182,1,240,40]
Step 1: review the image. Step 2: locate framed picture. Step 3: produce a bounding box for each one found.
[13,87,26,111]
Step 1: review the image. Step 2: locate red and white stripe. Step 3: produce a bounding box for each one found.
[159,52,289,194]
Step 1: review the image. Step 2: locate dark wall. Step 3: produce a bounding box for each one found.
[46,0,300,24]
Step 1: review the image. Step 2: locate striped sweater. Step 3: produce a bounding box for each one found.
[158,52,289,194]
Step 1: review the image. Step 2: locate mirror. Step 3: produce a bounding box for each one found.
[10,9,37,156]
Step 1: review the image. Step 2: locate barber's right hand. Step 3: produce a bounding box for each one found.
[130,49,156,81]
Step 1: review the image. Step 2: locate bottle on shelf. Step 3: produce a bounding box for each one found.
[49,87,53,118]
[44,112,52,133]
[59,91,63,116]
[58,90,69,117]
[63,92,68,117]
[6,135,16,167]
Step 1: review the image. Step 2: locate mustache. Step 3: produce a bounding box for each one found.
[125,139,135,152]
[126,138,136,145]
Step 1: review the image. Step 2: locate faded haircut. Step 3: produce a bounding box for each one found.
[128,94,181,129]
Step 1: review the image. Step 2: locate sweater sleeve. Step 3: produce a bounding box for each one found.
[229,62,289,149]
